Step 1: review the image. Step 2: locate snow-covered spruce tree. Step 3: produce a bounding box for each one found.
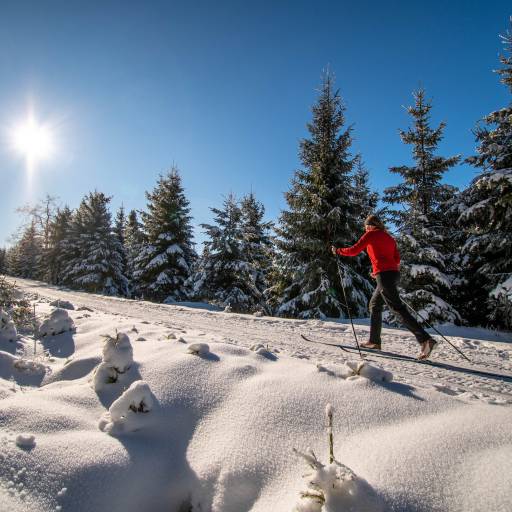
[62,191,128,295]
[383,88,461,325]
[9,221,43,279]
[239,192,274,313]
[46,206,74,285]
[133,167,196,302]
[271,71,373,319]
[114,205,128,290]
[193,194,267,312]
[455,19,512,328]
[0,248,6,274]
[124,209,145,296]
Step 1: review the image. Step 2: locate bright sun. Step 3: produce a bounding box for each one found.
[11,115,55,164]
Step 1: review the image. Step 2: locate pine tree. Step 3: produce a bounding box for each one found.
[271,71,373,319]
[46,206,74,285]
[114,205,128,287]
[62,191,128,295]
[456,19,512,328]
[0,248,6,274]
[193,194,262,312]
[239,192,274,312]
[133,167,196,302]
[10,221,43,279]
[384,89,461,325]
[125,209,145,296]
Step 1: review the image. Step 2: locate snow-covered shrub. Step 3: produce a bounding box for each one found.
[0,308,17,343]
[344,360,393,383]
[39,308,75,337]
[293,404,384,512]
[0,277,32,332]
[49,299,74,310]
[186,343,210,356]
[92,362,119,391]
[102,332,133,373]
[92,332,134,391]
[98,380,154,435]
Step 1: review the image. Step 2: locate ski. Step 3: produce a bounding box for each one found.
[300,333,352,353]
[300,334,512,382]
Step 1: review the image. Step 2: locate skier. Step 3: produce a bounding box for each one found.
[330,215,437,360]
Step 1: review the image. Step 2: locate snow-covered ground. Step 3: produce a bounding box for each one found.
[0,278,511,512]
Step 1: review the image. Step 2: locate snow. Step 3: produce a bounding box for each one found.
[98,380,155,435]
[49,299,75,310]
[102,332,133,373]
[186,342,210,356]
[38,308,75,337]
[1,278,512,512]
[15,433,36,449]
[0,308,17,343]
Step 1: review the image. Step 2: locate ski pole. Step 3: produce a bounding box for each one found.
[335,256,363,359]
[400,297,472,363]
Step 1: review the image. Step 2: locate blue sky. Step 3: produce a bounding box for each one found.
[0,0,510,247]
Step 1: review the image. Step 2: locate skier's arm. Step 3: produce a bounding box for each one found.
[335,232,371,257]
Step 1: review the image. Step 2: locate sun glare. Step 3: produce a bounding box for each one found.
[11,115,55,164]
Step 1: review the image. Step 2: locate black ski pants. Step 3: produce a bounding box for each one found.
[369,270,430,345]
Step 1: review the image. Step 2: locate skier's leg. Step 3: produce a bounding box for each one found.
[378,271,431,345]
[368,281,385,346]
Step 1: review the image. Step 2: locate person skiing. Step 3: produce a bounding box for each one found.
[330,214,437,360]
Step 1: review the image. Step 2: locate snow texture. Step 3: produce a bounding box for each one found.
[49,299,75,310]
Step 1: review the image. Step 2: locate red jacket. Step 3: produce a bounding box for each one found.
[336,227,400,276]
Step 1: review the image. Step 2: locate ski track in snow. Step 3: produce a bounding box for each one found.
[14,278,512,403]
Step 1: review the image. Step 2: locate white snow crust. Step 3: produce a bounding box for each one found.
[39,308,75,337]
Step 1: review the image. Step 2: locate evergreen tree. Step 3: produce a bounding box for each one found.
[271,71,373,319]
[125,209,145,295]
[133,167,196,302]
[10,221,43,279]
[193,194,263,312]
[62,191,128,295]
[0,248,6,274]
[239,192,274,312]
[384,89,461,325]
[46,206,74,285]
[352,156,379,226]
[114,205,128,286]
[456,19,512,328]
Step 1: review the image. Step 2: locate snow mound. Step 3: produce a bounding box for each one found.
[0,308,17,343]
[102,332,133,373]
[187,342,210,356]
[49,299,75,310]
[98,380,155,435]
[15,433,36,449]
[344,360,393,383]
[293,449,383,512]
[39,308,75,337]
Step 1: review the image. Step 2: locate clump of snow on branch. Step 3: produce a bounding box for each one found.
[186,343,210,356]
[344,360,393,383]
[15,433,36,449]
[98,380,154,435]
[293,404,384,512]
[0,308,17,343]
[39,308,75,337]
[49,299,75,310]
